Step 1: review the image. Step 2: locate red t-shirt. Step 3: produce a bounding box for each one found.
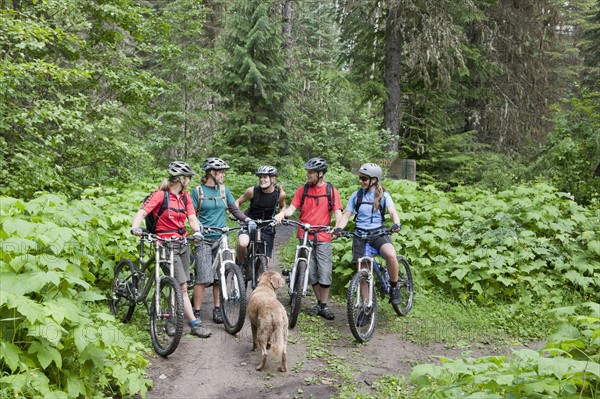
[142,189,195,238]
[290,183,342,242]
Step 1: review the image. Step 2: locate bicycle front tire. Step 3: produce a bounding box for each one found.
[220,263,246,334]
[253,255,268,287]
[149,276,184,357]
[110,259,137,323]
[347,270,377,343]
[288,260,306,329]
[391,256,414,316]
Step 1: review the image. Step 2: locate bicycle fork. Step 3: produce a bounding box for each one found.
[288,245,312,296]
[355,255,375,309]
[214,238,240,301]
[153,245,175,318]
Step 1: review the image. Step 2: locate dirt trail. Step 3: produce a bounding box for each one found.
[144,225,523,399]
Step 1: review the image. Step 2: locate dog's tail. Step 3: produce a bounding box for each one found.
[269,314,287,356]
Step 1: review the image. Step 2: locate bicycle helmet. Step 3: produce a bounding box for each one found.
[256,165,278,176]
[202,157,230,171]
[168,161,195,177]
[303,157,328,172]
[358,163,383,180]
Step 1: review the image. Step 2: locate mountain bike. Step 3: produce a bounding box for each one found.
[110,231,199,356]
[200,225,247,334]
[241,219,277,290]
[339,228,414,343]
[281,219,332,329]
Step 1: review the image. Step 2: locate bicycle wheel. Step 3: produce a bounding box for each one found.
[391,256,414,316]
[253,255,268,288]
[347,270,378,342]
[110,259,137,323]
[149,276,185,357]
[220,263,246,334]
[288,260,306,329]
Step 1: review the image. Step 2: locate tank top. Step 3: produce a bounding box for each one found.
[247,185,279,220]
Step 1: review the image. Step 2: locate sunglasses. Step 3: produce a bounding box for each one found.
[359,175,371,182]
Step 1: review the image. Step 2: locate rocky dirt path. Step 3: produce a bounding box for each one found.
[144,225,524,399]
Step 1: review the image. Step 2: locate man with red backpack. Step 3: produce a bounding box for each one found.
[274,157,343,320]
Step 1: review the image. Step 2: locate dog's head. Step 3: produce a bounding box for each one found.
[257,270,286,290]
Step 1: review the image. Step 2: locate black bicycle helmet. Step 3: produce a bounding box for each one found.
[358,163,383,180]
[256,165,278,176]
[202,157,230,171]
[168,161,195,177]
[303,157,328,172]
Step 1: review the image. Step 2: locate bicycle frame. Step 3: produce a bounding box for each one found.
[133,235,186,312]
[206,226,241,301]
[288,227,313,297]
[243,219,275,288]
[353,242,390,309]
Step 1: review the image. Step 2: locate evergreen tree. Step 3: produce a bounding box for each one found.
[214,0,290,172]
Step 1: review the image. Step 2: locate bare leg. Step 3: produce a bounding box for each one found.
[193,283,206,313]
[379,243,398,281]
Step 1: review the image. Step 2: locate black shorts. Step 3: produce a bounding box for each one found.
[352,234,392,263]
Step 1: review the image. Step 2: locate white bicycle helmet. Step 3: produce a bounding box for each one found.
[168,161,195,177]
[256,165,278,176]
[358,163,383,180]
[202,157,230,171]
[303,157,328,172]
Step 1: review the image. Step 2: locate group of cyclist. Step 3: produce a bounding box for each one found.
[130,156,402,339]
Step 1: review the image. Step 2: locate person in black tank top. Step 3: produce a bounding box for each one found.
[235,166,287,263]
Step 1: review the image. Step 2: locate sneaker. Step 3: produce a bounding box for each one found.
[390,286,401,306]
[190,321,212,338]
[356,309,370,327]
[319,306,335,320]
[308,305,321,316]
[193,309,201,320]
[213,307,223,324]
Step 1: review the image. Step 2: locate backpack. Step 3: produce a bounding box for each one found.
[144,190,188,234]
[299,182,335,212]
[250,185,280,219]
[194,184,227,216]
[353,189,386,224]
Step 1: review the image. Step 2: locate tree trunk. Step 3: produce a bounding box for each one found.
[282,0,293,76]
[383,6,402,153]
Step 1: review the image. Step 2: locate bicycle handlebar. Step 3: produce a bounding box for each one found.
[139,229,202,244]
[281,219,332,233]
[337,228,396,240]
[201,225,242,235]
[250,219,278,228]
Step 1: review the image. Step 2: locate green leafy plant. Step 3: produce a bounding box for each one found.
[0,191,153,398]
[411,302,600,398]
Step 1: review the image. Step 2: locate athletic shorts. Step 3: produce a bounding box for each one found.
[307,241,332,286]
[194,239,219,284]
[164,244,190,285]
[352,234,392,263]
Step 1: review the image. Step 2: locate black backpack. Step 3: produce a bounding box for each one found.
[353,189,386,223]
[299,182,335,212]
[144,190,188,234]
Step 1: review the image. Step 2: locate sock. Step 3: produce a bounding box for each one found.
[390,281,398,288]
[320,303,327,308]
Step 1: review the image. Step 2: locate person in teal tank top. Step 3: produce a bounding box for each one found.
[191,157,253,326]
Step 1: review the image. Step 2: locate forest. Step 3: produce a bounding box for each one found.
[1,0,599,398]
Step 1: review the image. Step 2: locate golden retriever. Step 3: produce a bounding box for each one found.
[247,270,288,372]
